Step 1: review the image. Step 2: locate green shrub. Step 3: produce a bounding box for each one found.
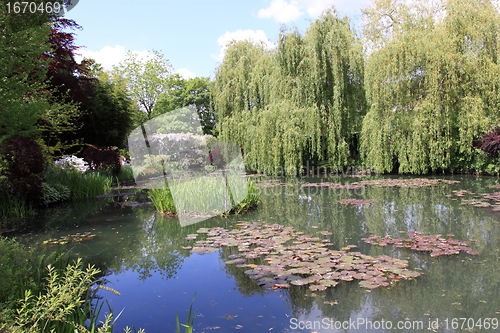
[115,165,135,184]
[44,168,111,200]
[41,182,71,206]
[0,237,33,304]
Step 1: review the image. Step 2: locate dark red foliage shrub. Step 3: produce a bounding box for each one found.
[2,136,46,202]
[83,145,121,174]
[475,129,500,157]
[206,146,225,168]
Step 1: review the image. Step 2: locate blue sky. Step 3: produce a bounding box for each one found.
[68,0,370,79]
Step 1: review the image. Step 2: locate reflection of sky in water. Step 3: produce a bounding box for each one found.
[100,253,294,333]
[17,175,500,332]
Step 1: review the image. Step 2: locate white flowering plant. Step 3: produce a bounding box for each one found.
[54,156,89,173]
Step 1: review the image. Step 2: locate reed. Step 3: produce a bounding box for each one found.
[176,293,197,333]
[0,188,34,222]
[45,168,112,200]
[149,176,259,216]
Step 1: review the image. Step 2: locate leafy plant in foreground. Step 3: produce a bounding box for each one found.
[176,293,197,333]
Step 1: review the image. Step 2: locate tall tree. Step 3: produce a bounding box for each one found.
[213,9,365,175]
[360,0,500,173]
[154,76,216,135]
[112,50,173,120]
[0,1,52,142]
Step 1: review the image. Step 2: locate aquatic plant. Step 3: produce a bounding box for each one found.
[338,199,377,205]
[149,178,259,217]
[41,232,96,246]
[362,232,479,256]
[302,182,365,190]
[188,221,420,291]
[176,293,197,333]
[352,178,460,188]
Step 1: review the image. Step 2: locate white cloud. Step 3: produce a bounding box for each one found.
[212,29,276,62]
[258,0,303,23]
[258,0,371,23]
[75,45,155,71]
[176,68,197,79]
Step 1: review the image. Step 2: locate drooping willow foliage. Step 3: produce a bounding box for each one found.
[213,9,366,176]
[361,0,500,174]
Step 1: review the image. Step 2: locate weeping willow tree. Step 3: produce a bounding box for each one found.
[361,0,500,174]
[213,9,365,175]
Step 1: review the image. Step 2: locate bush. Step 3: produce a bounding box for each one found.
[1,136,46,203]
[41,182,71,206]
[475,129,500,158]
[83,145,121,174]
[44,167,112,200]
[0,237,33,304]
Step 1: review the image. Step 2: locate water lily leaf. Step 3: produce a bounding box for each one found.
[319,279,339,287]
[359,280,379,289]
[225,258,246,265]
[309,284,327,291]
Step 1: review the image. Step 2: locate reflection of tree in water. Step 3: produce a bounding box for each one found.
[214,176,500,327]
[96,210,237,281]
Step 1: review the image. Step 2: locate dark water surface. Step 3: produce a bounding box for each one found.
[18,175,500,332]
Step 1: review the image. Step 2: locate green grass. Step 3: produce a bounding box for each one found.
[45,168,112,200]
[0,188,34,222]
[149,176,259,216]
[114,166,135,185]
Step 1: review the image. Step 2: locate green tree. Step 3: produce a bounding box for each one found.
[213,9,365,175]
[360,0,500,173]
[78,79,135,148]
[112,50,173,120]
[154,76,216,135]
[0,1,52,142]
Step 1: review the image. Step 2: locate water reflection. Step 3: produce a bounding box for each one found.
[17,175,500,332]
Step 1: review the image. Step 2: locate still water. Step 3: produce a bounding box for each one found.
[18,175,500,332]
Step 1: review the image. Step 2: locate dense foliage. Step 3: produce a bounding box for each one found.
[154,76,216,135]
[475,129,500,158]
[1,136,46,203]
[0,0,51,142]
[213,9,365,175]
[82,145,121,174]
[360,0,500,173]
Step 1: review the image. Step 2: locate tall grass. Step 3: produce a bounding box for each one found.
[114,166,135,186]
[45,168,112,200]
[176,293,197,333]
[0,188,34,221]
[149,176,259,216]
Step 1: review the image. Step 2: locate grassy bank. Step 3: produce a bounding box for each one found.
[149,176,260,217]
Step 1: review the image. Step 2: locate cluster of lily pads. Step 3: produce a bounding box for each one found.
[301,182,365,190]
[255,179,289,188]
[338,198,377,205]
[41,232,96,246]
[351,178,460,188]
[445,189,500,211]
[362,232,479,256]
[185,221,420,291]
[460,199,497,209]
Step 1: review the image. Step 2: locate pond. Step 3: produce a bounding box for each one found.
[17,175,500,332]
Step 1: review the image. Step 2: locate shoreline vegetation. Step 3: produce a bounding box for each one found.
[2,0,500,331]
